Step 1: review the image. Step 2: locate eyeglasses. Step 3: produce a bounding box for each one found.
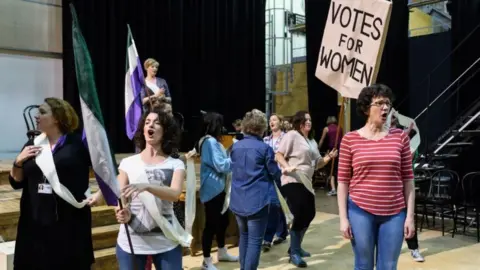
[370,100,391,108]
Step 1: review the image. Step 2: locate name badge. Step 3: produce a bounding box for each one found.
[38,183,53,194]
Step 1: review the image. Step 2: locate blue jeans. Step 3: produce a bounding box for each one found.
[264,203,289,242]
[235,205,270,270]
[116,244,182,270]
[348,198,406,270]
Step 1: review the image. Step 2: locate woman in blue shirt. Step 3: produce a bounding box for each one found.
[230,109,282,270]
[197,112,238,270]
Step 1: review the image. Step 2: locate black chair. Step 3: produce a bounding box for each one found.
[414,168,432,231]
[419,169,461,236]
[23,105,40,140]
[453,172,480,242]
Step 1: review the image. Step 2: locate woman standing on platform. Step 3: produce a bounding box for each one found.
[230,109,282,269]
[337,84,415,270]
[275,111,337,267]
[143,58,171,105]
[262,114,289,251]
[115,108,186,269]
[197,112,238,270]
[9,97,94,270]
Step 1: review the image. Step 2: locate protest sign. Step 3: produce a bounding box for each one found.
[315,0,392,99]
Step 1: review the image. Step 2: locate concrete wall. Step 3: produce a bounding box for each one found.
[0,0,62,54]
[0,0,62,154]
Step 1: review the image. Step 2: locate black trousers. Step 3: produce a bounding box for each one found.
[202,192,229,257]
[405,231,419,249]
[281,183,316,231]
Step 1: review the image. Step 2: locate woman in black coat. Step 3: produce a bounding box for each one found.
[9,98,94,270]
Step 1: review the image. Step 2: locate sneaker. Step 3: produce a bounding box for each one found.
[272,236,286,245]
[410,249,425,262]
[201,257,218,270]
[262,241,271,252]
[217,247,239,262]
[327,190,337,196]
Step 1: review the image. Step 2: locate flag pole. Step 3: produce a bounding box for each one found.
[70,5,137,269]
[124,24,140,270]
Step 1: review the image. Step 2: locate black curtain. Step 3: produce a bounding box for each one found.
[408,32,451,152]
[62,0,265,153]
[306,0,409,133]
[450,0,480,111]
[305,0,338,141]
[449,0,480,175]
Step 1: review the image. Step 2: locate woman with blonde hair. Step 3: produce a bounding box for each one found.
[230,109,282,269]
[143,58,171,105]
[262,113,289,250]
[9,97,95,269]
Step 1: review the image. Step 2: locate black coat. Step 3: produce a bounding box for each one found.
[10,133,94,270]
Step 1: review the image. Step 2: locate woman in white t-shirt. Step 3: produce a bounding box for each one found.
[115,108,185,269]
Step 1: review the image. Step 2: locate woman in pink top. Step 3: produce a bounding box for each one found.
[276,111,337,267]
[337,84,415,270]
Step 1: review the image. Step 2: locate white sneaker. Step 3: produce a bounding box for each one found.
[410,249,425,262]
[201,257,218,270]
[217,247,239,262]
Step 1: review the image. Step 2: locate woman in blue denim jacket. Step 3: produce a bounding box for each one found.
[230,109,282,270]
[197,112,238,270]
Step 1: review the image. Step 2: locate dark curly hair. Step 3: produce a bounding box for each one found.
[291,110,310,131]
[356,83,394,119]
[133,108,180,155]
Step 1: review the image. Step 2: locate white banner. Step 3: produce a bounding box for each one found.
[315,0,392,99]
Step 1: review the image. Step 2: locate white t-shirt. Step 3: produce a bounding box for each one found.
[117,154,185,254]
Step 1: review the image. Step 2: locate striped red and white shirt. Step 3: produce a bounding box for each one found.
[338,129,414,216]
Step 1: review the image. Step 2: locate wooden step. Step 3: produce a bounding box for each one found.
[92,224,120,251]
[92,247,118,270]
[0,204,116,242]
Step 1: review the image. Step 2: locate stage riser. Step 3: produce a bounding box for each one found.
[0,206,116,242]
[92,248,117,270]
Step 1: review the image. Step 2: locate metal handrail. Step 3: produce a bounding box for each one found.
[414,56,480,121]
[396,21,480,114]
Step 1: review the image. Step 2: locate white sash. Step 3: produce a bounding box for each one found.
[275,184,293,225]
[146,80,160,95]
[185,159,197,234]
[130,169,193,247]
[221,172,232,214]
[34,133,90,208]
[294,170,315,196]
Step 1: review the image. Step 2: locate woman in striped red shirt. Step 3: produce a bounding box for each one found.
[337,84,415,270]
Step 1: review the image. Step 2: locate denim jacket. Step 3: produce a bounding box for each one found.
[230,135,281,216]
[199,137,231,203]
